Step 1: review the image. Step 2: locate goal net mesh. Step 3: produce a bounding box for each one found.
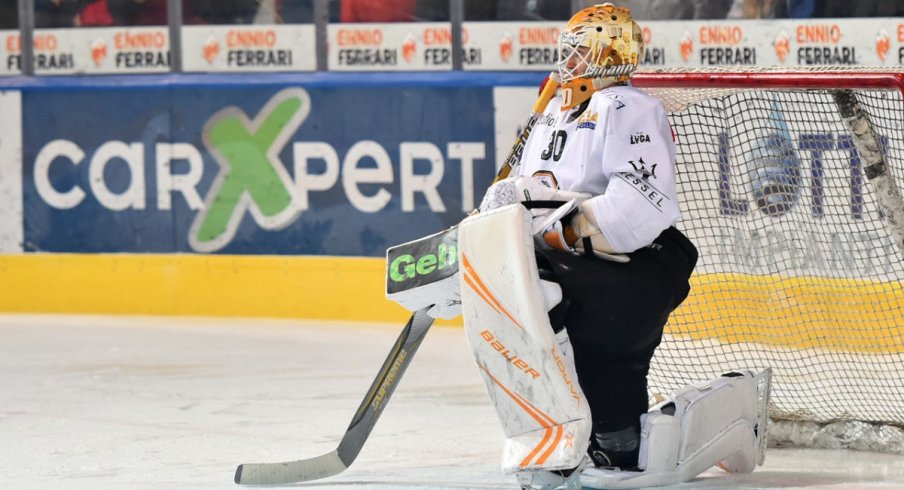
[634,67,904,453]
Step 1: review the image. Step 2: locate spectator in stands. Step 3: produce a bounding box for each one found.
[77,0,110,25]
[0,2,18,29]
[36,0,91,27]
[341,0,416,22]
[610,0,732,19]
[188,0,260,24]
[108,0,169,24]
[727,0,814,18]
[79,0,260,26]
[816,1,904,17]
[78,0,169,26]
[496,0,571,20]
[730,0,903,18]
[787,0,815,17]
[276,0,341,23]
[416,0,497,20]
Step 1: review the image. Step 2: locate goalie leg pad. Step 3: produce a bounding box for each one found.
[581,369,772,489]
[458,204,592,473]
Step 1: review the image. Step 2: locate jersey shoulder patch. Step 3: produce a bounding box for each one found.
[593,85,662,111]
[592,87,667,145]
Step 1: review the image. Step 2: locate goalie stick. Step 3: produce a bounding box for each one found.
[234,71,561,486]
[234,306,435,485]
[832,89,904,255]
[493,71,560,184]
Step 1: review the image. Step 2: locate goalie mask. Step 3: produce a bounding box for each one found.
[556,3,644,110]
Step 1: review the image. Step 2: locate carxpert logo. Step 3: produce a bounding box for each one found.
[190,88,310,252]
[30,86,488,254]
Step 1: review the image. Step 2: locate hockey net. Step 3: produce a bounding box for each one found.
[632,67,904,453]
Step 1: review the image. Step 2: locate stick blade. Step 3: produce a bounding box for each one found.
[235,450,347,485]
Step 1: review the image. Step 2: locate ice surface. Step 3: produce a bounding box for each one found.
[2,314,904,489]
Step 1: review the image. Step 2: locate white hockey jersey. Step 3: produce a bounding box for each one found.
[518,85,680,253]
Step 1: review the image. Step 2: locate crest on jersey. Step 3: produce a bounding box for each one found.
[629,157,657,180]
[576,111,598,130]
[618,158,668,212]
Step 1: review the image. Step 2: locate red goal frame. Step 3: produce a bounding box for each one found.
[633,71,904,99]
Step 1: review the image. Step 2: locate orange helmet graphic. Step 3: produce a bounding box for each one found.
[557,3,644,84]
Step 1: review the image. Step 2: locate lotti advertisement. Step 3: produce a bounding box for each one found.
[22,81,496,255]
[678,107,903,279]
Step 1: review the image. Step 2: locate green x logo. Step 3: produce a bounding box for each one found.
[190,88,311,252]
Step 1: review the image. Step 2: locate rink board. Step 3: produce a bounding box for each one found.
[0,73,537,324]
[1,250,901,351]
[0,73,901,345]
[0,253,401,322]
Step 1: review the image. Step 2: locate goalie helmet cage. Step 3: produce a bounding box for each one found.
[631,67,904,453]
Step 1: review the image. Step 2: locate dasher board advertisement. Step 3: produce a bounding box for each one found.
[28,27,170,75]
[182,25,316,73]
[22,78,496,255]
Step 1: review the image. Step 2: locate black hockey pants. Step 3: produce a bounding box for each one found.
[537,226,698,466]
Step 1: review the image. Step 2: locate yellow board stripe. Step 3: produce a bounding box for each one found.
[670,273,904,354]
[2,254,901,353]
[0,253,412,323]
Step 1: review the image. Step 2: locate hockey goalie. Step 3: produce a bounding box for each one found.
[455,4,772,489]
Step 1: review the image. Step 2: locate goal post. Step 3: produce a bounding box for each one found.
[631,67,904,452]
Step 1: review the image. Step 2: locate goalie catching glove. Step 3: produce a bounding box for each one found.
[479,176,629,263]
[538,199,629,263]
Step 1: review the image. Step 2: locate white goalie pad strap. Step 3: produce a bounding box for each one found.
[581,369,772,489]
[458,204,592,472]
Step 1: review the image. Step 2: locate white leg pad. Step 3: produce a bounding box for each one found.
[459,204,592,473]
[581,369,772,489]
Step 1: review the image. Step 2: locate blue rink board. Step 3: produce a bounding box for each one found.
[12,72,546,256]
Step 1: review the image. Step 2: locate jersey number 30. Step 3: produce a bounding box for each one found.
[541,130,567,162]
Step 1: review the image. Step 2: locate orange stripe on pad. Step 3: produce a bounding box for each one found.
[462,273,501,317]
[461,253,525,330]
[478,363,561,467]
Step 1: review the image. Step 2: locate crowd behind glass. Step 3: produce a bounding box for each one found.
[1,0,902,29]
